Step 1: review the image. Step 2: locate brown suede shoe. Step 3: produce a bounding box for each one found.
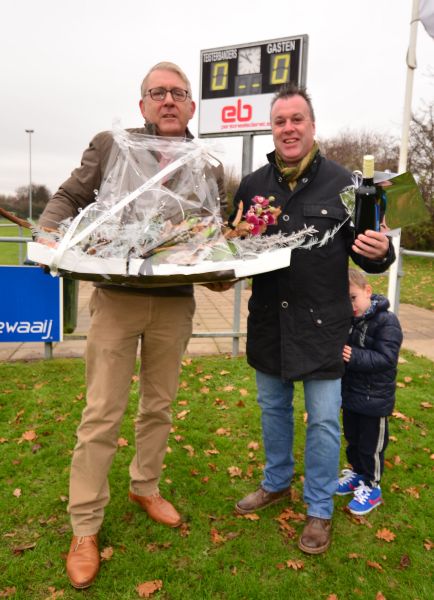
[235,486,291,515]
[298,517,332,554]
[66,534,99,589]
[128,491,182,527]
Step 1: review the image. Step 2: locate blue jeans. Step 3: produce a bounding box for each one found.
[256,371,341,519]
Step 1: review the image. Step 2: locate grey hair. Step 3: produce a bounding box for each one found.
[140,62,192,99]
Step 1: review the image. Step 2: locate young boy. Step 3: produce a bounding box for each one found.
[337,268,403,515]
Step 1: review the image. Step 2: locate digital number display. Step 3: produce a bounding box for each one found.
[270,53,290,85]
[210,61,229,91]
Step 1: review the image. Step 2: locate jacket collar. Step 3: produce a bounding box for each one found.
[143,121,194,140]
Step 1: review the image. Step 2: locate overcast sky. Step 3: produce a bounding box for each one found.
[1,0,433,197]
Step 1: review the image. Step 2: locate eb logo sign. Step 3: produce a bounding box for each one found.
[221,99,252,123]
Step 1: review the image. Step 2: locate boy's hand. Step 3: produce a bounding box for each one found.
[343,345,352,363]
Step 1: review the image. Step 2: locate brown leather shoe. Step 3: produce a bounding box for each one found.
[235,486,291,515]
[128,491,182,527]
[298,517,332,554]
[66,534,99,589]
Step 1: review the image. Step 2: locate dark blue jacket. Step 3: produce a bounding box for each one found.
[342,294,403,416]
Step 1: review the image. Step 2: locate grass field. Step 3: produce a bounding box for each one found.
[0,221,31,265]
[0,353,433,599]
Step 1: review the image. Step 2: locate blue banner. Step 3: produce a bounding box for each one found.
[0,266,62,342]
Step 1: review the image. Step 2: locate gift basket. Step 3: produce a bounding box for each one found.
[27,126,317,286]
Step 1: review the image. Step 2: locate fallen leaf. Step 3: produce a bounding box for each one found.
[0,438,8,444]
[210,528,226,544]
[276,562,286,570]
[404,486,420,499]
[176,410,190,420]
[200,386,210,394]
[392,411,412,422]
[423,538,433,550]
[178,400,188,406]
[286,559,304,570]
[239,388,249,396]
[247,441,260,451]
[117,437,129,447]
[399,554,411,568]
[348,553,363,559]
[403,376,412,383]
[222,385,235,392]
[215,427,231,436]
[146,542,172,552]
[13,488,21,498]
[21,430,38,442]
[179,523,190,537]
[227,466,242,478]
[136,579,163,598]
[100,546,113,561]
[173,435,184,442]
[277,521,297,538]
[241,513,260,521]
[327,595,339,600]
[45,586,65,598]
[376,528,396,542]
[420,402,433,409]
[0,587,16,598]
[277,507,306,522]
[376,593,387,600]
[367,560,383,571]
[204,448,219,456]
[12,542,37,555]
[182,445,195,457]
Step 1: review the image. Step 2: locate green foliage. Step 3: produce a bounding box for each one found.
[0,354,433,599]
[400,218,434,251]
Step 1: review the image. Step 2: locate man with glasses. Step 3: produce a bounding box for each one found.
[230,83,394,555]
[38,62,225,589]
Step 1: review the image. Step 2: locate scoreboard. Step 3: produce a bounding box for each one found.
[199,35,308,137]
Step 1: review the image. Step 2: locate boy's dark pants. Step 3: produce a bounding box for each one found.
[342,409,389,487]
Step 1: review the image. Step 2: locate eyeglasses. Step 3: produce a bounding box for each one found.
[145,87,190,102]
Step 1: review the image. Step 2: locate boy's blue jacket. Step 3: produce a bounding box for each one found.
[342,294,403,417]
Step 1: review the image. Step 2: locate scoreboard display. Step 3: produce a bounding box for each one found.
[199,35,308,137]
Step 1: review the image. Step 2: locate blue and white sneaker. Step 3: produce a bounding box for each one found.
[336,469,362,496]
[347,482,383,515]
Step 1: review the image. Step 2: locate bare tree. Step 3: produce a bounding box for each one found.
[318,129,400,174]
[408,102,434,215]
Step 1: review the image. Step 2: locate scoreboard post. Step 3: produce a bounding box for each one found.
[199,35,308,138]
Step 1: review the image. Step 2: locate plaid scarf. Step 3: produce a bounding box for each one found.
[275,142,320,190]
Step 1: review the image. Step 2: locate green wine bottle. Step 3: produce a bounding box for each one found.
[355,155,380,236]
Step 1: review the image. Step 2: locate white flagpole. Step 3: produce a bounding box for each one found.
[399,0,420,173]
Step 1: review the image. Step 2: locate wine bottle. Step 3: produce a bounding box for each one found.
[354,155,380,236]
